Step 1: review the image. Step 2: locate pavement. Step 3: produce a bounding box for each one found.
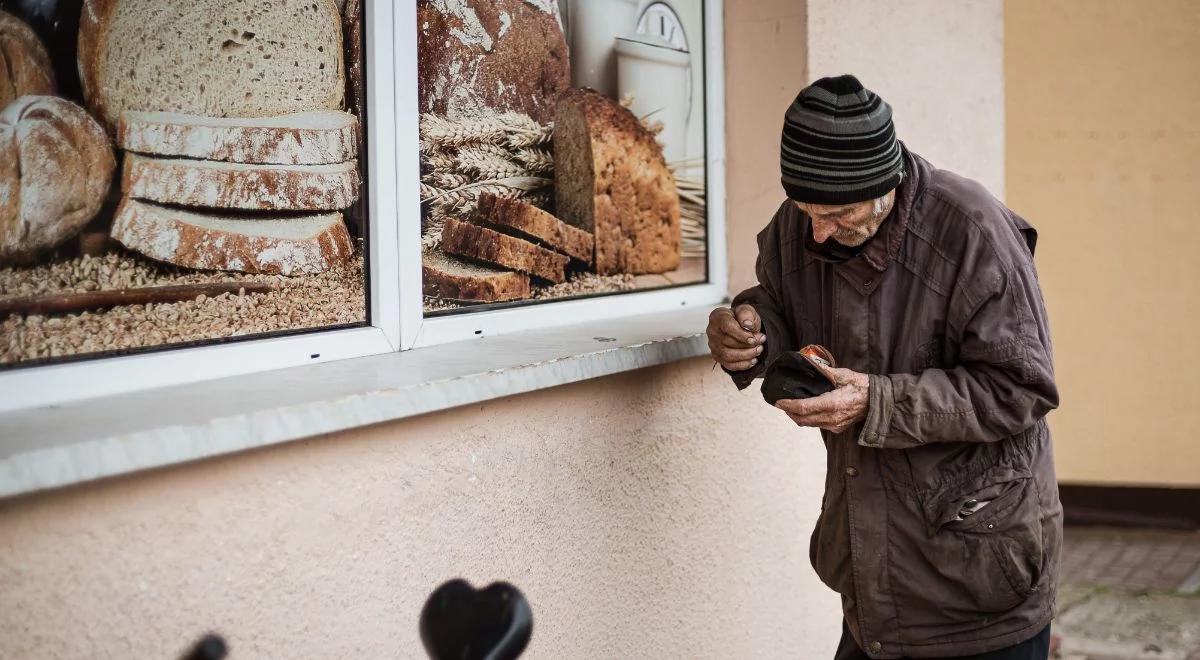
[1054,526,1200,660]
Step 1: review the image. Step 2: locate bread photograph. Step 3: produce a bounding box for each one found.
[418,0,708,313]
[0,0,369,366]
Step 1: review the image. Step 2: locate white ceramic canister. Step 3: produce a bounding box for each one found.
[568,0,639,97]
[614,32,690,164]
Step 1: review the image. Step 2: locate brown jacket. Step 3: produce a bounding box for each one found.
[728,147,1061,658]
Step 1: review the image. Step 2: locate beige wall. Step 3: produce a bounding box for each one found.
[1006,0,1200,486]
[0,2,1008,657]
[807,0,1006,200]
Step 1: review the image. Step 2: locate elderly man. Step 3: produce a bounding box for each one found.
[708,75,1060,659]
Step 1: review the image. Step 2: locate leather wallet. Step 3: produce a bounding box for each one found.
[761,344,838,405]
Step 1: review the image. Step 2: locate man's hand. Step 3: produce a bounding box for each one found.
[707,304,767,371]
[775,365,871,433]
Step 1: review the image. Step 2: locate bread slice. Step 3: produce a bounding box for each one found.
[476,193,593,265]
[111,198,352,276]
[119,111,359,165]
[423,248,531,302]
[440,217,567,284]
[122,154,359,212]
[554,88,681,275]
[78,0,345,134]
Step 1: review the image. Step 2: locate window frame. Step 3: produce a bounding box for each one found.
[0,0,402,412]
[400,0,728,349]
[0,0,729,412]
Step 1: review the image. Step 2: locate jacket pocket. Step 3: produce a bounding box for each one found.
[935,469,1045,611]
[886,466,1046,633]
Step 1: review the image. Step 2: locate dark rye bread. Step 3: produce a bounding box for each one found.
[417,0,568,123]
[423,248,530,302]
[440,217,567,283]
[554,88,681,275]
[476,193,593,265]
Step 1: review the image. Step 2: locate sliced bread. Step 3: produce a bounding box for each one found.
[119,111,359,165]
[476,192,593,265]
[79,0,345,134]
[440,217,567,284]
[122,154,359,212]
[423,248,530,302]
[554,88,681,275]
[111,198,352,276]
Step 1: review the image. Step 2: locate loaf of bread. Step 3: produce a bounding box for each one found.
[0,10,56,109]
[78,0,345,134]
[122,154,359,212]
[440,217,567,283]
[0,95,115,265]
[554,88,681,275]
[476,192,593,265]
[417,0,569,123]
[118,111,359,165]
[111,198,352,276]
[423,248,531,302]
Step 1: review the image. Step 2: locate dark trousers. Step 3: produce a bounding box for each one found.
[833,622,1051,660]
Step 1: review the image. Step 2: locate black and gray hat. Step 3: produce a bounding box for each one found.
[780,75,904,205]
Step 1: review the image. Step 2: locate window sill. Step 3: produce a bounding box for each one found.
[0,305,714,498]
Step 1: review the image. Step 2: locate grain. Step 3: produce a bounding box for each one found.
[1,251,365,364]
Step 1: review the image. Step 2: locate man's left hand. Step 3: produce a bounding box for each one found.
[775,365,870,433]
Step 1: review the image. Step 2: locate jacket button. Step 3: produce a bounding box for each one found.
[964,498,979,508]
[869,641,882,653]
[845,467,859,477]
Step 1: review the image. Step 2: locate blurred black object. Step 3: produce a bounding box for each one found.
[420,579,532,660]
[180,633,227,660]
[1,0,85,100]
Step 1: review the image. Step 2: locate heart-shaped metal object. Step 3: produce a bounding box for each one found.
[420,579,532,660]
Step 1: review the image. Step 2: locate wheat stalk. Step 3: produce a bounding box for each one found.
[513,147,554,175]
[455,148,531,179]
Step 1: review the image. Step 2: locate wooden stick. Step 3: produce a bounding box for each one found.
[0,282,278,318]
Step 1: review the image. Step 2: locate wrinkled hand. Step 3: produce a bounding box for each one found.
[706,304,767,371]
[775,364,870,433]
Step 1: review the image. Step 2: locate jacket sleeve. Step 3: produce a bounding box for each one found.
[724,221,797,391]
[858,260,1058,449]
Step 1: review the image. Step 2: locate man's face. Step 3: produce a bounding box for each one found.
[794,189,897,247]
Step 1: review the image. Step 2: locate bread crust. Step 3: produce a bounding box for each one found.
[122,154,360,211]
[476,192,593,264]
[111,198,352,276]
[118,111,359,165]
[0,10,56,108]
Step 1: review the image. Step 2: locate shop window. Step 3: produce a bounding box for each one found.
[415,0,714,321]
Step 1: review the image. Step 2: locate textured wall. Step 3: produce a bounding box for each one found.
[806,0,1006,200]
[1006,0,1200,486]
[0,361,837,658]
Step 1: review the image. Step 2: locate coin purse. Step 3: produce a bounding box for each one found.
[760,344,838,405]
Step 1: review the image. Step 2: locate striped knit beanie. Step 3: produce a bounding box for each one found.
[781,75,904,205]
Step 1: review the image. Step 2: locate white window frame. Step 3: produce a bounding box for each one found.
[0,0,402,412]
[0,0,728,413]
[401,0,728,349]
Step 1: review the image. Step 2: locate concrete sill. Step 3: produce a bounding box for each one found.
[0,306,713,499]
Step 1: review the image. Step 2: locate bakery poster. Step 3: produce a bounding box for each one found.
[418,0,708,312]
[0,0,368,367]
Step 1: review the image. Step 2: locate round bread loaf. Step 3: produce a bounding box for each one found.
[0,95,116,264]
[417,0,569,123]
[78,0,345,135]
[0,9,56,109]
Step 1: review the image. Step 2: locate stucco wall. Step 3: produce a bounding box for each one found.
[1005,0,1200,487]
[0,2,1008,657]
[806,0,1006,200]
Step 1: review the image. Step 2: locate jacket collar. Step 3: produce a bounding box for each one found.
[802,144,927,275]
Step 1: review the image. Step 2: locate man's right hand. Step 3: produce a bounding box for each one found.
[707,304,767,372]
